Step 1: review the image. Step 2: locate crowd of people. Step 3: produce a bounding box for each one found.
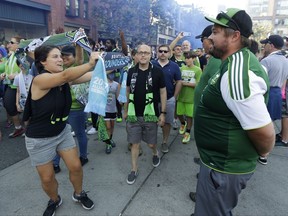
[0,7,288,216]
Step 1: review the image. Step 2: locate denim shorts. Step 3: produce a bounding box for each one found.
[126,117,158,144]
[25,124,76,166]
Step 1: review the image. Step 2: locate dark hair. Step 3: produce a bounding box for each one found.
[248,39,259,55]
[184,51,197,59]
[88,38,96,51]
[158,44,171,52]
[106,39,116,46]
[173,45,181,51]
[34,45,60,73]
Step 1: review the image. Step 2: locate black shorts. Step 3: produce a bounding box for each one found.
[3,87,18,116]
[103,112,117,120]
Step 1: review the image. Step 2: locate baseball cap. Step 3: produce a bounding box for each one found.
[61,45,75,56]
[195,25,213,39]
[205,8,253,38]
[260,35,284,48]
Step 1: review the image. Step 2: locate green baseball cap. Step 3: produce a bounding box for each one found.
[205,8,253,38]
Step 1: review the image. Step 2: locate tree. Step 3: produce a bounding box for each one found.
[252,21,273,42]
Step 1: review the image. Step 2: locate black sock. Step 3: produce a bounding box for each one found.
[186,129,191,133]
[181,121,185,125]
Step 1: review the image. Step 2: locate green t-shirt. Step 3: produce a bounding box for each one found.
[194,48,270,174]
[178,65,202,104]
[4,53,21,88]
[0,58,7,74]
[194,57,222,115]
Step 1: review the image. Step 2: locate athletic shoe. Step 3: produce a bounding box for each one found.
[79,157,89,166]
[182,132,190,144]
[126,170,138,185]
[275,140,288,147]
[152,151,160,167]
[53,165,61,174]
[161,143,169,153]
[257,156,268,165]
[189,192,196,202]
[72,191,94,210]
[87,127,97,135]
[9,127,25,138]
[179,122,187,135]
[105,144,112,154]
[43,195,62,216]
[116,117,122,123]
[110,139,116,148]
[173,119,179,130]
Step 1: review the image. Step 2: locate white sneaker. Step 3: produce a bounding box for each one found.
[173,119,179,130]
[87,127,97,135]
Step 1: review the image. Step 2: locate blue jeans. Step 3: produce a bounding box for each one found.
[53,110,88,166]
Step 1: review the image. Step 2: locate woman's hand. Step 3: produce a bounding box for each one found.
[88,52,100,68]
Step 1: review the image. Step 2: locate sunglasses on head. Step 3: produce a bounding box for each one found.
[158,50,169,53]
[9,41,18,44]
[216,12,240,31]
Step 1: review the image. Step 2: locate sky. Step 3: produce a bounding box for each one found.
[175,0,249,16]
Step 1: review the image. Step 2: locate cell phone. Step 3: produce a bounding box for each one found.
[183,32,192,37]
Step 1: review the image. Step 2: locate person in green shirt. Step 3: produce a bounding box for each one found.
[3,36,25,138]
[192,9,275,216]
[177,51,202,144]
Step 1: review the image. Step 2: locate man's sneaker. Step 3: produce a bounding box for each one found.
[105,144,112,154]
[173,119,179,130]
[275,140,288,147]
[161,143,169,153]
[79,157,89,166]
[126,170,138,185]
[189,192,196,202]
[9,127,25,138]
[193,157,200,165]
[87,127,97,135]
[53,165,61,174]
[110,139,116,148]
[116,117,122,123]
[258,156,268,165]
[152,151,161,167]
[182,132,191,144]
[179,122,187,135]
[72,191,94,210]
[43,195,62,216]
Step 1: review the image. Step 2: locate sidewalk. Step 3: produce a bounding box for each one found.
[0,121,287,216]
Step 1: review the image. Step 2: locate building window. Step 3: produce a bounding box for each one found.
[75,0,80,17]
[66,0,71,15]
[83,1,88,19]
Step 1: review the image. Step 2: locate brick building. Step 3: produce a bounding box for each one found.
[0,0,97,44]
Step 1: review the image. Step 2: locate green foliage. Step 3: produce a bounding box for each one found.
[252,22,273,42]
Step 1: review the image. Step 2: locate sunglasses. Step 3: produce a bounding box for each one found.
[158,50,169,53]
[216,12,240,31]
[9,41,19,44]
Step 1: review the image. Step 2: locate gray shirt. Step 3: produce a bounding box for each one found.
[261,51,288,87]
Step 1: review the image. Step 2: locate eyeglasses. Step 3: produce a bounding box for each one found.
[9,41,19,44]
[158,50,169,53]
[216,12,240,31]
[137,51,151,56]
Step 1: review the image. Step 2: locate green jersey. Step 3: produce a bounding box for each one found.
[194,48,271,174]
[178,65,202,104]
[194,57,222,115]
